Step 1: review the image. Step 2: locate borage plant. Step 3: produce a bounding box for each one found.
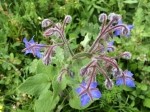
[21,13,135,110]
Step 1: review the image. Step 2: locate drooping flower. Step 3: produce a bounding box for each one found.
[76,81,101,106]
[116,70,135,87]
[114,19,133,37]
[22,37,44,58]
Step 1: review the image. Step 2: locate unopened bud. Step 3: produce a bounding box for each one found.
[43,28,61,38]
[104,78,114,90]
[64,15,72,23]
[42,19,53,28]
[112,67,122,78]
[122,51,132,59]
[108,13,121,22]
[43,28,55,37]
[99,13,107,22]
[121,25,130,36]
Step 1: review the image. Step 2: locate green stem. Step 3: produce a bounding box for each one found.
[62,33,74,57]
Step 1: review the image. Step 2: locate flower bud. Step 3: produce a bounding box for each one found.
[99,13,107,22]
[107,41,115,52]
[41,19,53,28]
[43,28,61,38]
[104,78,114,90]
[112,67,122,78]
[108,13,121,22]
[43,28,55,37]
[64,15,72,24]
[121,25,130,36]
[122,51,132,59]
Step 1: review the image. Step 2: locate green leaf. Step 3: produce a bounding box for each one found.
[122,85,134,91]
[137,83,148,91]
[80,33,91,49]
[123,0,138,4]
[143,98,150,108]
[69,93,83,110]
[29,59,39,73]
[142,66,150,72]
[18,74,50,96]
[54,47,64,63]
[34,91,59,112]
[52,75,67,96]
[36,60,58,80]
[114,37,121,44]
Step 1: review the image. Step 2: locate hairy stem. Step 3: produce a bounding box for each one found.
[88,19,115,53]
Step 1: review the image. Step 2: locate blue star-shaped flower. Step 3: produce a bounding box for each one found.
[116,70,135,87]
[76,81,101,106]
[114,19,133,37]
[23,37,44,58]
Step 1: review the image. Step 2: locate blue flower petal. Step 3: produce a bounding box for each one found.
[127,25,134,30]
[36,51,42,58]
[114,19,133,37]
[125,70,133,77]
[81,81,86,87]
[23,37,28,43]
[90,82,98,88]
[76,87,82,94]
[91,89,101,99]
[114,29,121,36]
[116,78,124,86]
[126,78,135,87]
[25,50,31,54]
[29,38,35,43]
[80,93,90,106]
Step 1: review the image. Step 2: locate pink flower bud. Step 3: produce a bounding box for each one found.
[41,19,53,28]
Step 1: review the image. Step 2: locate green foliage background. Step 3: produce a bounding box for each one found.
[0,0,150,112]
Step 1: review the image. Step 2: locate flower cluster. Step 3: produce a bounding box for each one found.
[22,13,135,106]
